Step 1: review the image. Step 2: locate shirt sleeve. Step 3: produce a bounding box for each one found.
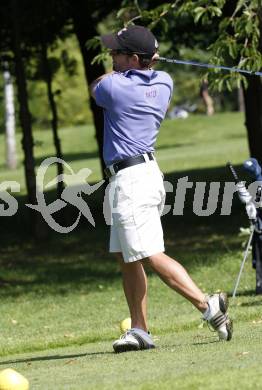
[93,75,114,109]
[167,74,174,102]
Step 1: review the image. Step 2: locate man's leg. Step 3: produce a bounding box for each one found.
[113,254,155,352]
[146,252,208,312]
[146,252,233,341]
[116,254,148,331]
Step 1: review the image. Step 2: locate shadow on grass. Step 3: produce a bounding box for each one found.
[237,299,262,307]
[0,216,120,297]
[19,142,198,169]
[228,290,256,298]
[0,351,113,366]
[0,163,249,297]
[228,290,261,299]
[191,340,218,346]
[34,151,99,166]
[156,142,195,151]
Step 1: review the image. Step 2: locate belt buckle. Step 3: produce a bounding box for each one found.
[148,152,154,160]
[104,165,116,178]
[104,167,112,178]
[143,152,154,162]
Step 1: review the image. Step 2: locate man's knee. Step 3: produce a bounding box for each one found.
[115,255,147,272]
[147,252,164,263]
[114,253,139,270]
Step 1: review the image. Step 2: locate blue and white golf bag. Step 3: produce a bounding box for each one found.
[243,158,262,294]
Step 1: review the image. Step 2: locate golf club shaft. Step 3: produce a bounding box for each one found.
[227,162,240,183]
[232,225,254,298]
[158,57,262,77]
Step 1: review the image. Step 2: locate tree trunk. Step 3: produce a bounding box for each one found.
[237,86,245,113]
[242,6,262,163]
[71,2,106,176]
[243,77,262,164]
[41,41,64,198]
[11,0,36,206]
[3,64,17,170]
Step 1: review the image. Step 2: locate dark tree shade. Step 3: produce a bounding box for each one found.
[70,0,116,175]
[10,0,37,206]
[243,77,262,165]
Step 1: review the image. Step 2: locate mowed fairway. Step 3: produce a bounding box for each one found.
[1,112,262,389]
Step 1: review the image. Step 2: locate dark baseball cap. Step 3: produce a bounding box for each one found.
[101,25,159,56]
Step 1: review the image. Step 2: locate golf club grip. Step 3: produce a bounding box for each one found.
[227,162,240,182]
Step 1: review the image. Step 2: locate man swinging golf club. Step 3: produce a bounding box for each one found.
[91,25,233,353]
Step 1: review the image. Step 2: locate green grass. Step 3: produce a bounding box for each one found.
[1,112,262,389]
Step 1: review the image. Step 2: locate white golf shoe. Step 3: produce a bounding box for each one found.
[113,328,155,353]
[203,292,233,341]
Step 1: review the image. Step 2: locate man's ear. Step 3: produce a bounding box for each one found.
[132,54,139,63]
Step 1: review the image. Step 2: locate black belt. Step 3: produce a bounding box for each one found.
[104,152,154,178]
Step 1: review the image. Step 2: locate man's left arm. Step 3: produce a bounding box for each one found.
[89,72,115,100]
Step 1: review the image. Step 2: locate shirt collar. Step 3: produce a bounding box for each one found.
[121,69,155,79]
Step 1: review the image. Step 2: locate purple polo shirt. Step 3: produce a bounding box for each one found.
[94,69,173,166]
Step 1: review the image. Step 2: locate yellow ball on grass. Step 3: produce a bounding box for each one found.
[0,369,29,390]
[120,317,132,333]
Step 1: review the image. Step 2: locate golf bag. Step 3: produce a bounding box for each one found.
[243,158,262,295]
[252,208,262,294]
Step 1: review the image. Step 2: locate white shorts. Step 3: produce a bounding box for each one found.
[108,158,166,263]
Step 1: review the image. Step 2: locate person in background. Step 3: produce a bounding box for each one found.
[200,79,214,116]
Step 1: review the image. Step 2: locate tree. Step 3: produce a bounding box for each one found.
[70,0,123,176]
[190,0,262,163]
[40,40,64,197]
[22,0,72,199]
[0,0,72,234]
[30,0,71,198]
[117,0,262,162]
[71,1,106,174]
[3,61,17,169]
[10,0,37,207]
